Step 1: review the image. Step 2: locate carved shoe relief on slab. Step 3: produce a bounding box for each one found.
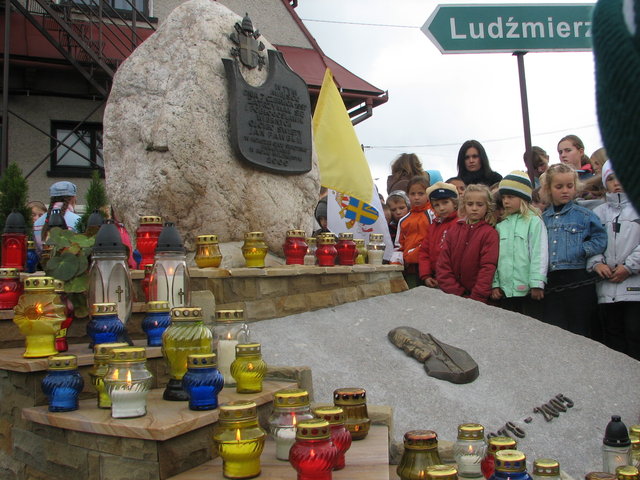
[388,326,479,384]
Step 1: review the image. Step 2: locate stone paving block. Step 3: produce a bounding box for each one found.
[244,299,277,321]
[389,276,409,293]
[288,275,325,295]
[305,291,335,310]
[222,278,257,302]
[257,278,288,298]
[333,287,361,306]
[280,293,307,314]
[347,273,367,284]
[158,426,212,479]
[264,266,301,277]
[358,282,386,299]
[319,274,344,287]
[228,267,267,277]
[352,264,376,273]
[100,454,160,480]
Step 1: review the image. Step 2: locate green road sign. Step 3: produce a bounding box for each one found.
[422,3,595,54]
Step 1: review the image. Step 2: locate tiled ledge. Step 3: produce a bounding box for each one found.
[22,379,293,441]
[0,340,162,373]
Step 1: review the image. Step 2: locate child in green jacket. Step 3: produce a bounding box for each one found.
[491,171,548,318]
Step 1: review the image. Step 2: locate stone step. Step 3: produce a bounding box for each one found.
[168,424,390,480]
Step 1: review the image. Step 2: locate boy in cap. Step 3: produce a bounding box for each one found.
[418,182,459,287]
[33,181,81,251]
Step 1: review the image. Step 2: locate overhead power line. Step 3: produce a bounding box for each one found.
[363,124,599,150]
[300,18,419,29]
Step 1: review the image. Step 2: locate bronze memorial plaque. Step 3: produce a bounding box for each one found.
[223,49,312,174]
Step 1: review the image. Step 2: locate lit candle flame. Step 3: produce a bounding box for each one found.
[468,444,474,454]
[35,303,44,315]
[247,362,254,371]
[235,429,241,442]
[419,471,425,479]
[226,332,232,340]
[292,414,297,426]
[309,449,315,459]
[126,369,132,387]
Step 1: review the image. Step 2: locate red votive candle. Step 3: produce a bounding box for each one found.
[283,230,308,265]
[289,419,339,480]
[336,233,357,266]
[315,235,337,267]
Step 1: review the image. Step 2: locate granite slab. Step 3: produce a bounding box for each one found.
[249,287,640,478]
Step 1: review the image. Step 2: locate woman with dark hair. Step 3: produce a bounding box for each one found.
[456,140,502,187]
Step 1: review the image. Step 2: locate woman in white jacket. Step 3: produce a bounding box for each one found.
[588,161,640,359]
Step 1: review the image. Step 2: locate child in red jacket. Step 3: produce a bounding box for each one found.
[418,182,459,288]
[390,175,433,288]
[436,184,499,303]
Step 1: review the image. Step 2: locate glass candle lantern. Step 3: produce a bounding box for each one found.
[88,220,134,328]
[151,222,190,308]
[603,415,632,473]
[84,209,105,236]
[86,303,126,347]
[242,232,268,268]
[213,400,267,479]
[214,309,250,387]
[532,458,561,480]
[104,347,153,419]
[142,300,171,346]
[0,268,22,310]
[490,450,533,480]
[354,238,367,264]
[283,230,308,265]
[161,306,212,401]
[26,240,38,273]
[396,430,442,480]
[630,426,640,441]
[427,465,460,480]
[304,237,317,265]
[269,388,315,461]
[313,406,352,470]
[333,387,371,440]
[2,211,27,270]
[53,279,74,353]
[141,264,154,302]
[135,215,163,268]
[41,354,84,412]
[336,232,357,266]
[316,234,338,267]
[13,276,65,358]
[454,423,487,478]
[289,419,339,480]
[617,466,640,480]
[482,437,517,479]
[89,342,128,409]
[632,439,640,467]
[182,353,224,411]
[194,234,223,268]
[367,233,386,265]
[230,343,267,394]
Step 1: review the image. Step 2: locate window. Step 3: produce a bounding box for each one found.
[49,121,104,177]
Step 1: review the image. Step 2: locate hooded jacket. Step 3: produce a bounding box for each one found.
[418,211,459,280]
[587,192,640,303]
[436,219,499,303]
[391,203,433,265]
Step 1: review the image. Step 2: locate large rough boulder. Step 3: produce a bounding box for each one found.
[103,0,319,254]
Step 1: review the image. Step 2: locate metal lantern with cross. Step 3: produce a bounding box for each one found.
[150,222,190,309]
[88,220,133,328]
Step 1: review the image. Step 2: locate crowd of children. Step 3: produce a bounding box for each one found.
[376,137,640,361]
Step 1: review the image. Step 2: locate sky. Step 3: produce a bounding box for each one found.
[295,0,602,195]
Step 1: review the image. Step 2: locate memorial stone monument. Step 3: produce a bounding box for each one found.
[103,0,320,254]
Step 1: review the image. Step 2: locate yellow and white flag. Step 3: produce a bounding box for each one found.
[312,69,373,204]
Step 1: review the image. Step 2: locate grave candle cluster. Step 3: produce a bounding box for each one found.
[268,388,315,460]
[214,309,250,387]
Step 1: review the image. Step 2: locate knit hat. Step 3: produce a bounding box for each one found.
[387,190,410,206]
[314,197,327,221]
[601,160,615,187]
[49,181,77,198]
[426,181,458,200]
[498,171,532,202]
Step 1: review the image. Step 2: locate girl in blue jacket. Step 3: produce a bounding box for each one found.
[491,171,548,319]
[541,163,607,337]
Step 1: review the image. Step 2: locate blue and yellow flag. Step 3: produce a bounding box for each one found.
[344,197,378,225]
[312,69,373,204]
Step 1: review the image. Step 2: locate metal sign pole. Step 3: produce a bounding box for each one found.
[515,51,535,184]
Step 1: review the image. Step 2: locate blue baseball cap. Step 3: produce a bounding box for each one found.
[49,181,77,197]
